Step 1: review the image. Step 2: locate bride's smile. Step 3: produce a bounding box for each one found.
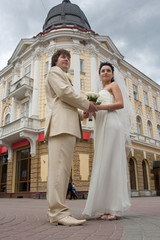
[100,65,114,86]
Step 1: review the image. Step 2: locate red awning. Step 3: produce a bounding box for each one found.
[83,132,90,140]
[38,133,90,141]
[12,139,30,149]
[0,146,8,154]
[38,134,44,142]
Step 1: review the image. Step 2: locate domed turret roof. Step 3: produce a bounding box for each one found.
[43,0,91,32]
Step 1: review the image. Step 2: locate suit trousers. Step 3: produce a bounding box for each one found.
[47,134,76,223]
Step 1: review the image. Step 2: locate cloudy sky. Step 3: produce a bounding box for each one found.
[0,0,160,85]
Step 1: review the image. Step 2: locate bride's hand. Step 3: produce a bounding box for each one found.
[83,111,89,118]
[96,105,101,111]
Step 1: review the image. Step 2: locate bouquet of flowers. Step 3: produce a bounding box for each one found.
[86,91,101,121]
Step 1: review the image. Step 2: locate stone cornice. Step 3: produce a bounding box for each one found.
[120,60,160,91]
[131,142,160,155]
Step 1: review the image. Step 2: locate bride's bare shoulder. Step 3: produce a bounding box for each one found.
[111,82,118,87]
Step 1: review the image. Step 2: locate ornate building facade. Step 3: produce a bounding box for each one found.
[0,0,160,198]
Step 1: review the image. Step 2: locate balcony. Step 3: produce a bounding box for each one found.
[0,117,43,141]
[133,133,160,148]
[9,76,33,100]
[0,117,44,162]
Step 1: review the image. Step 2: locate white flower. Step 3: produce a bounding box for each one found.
[86,91,100,102]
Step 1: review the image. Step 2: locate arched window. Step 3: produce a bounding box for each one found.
[136,116,142,134]
[142,160,148,190]
[5,114,10,125]
[157,125,160,140]
[129,158,136,190]
[147,121,152,138]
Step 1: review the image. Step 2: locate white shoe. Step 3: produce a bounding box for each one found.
[51,216,86,226]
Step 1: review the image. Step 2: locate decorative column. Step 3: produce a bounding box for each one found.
[10,97,16,122]
[13,63,20,83]
[31,49,41,118]
[90,46,98,92]
[73,43,80,94]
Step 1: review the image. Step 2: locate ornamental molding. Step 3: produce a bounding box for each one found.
[45,47,56,57]
[148,86,154,95]
[19,131,38,157]
[111,59,120,70]
[142,85,149,92]
[13,62,21,72]
[24,89,32,99]
[87,45,98,57]
[157,91,160,97]
[147,113,152,121]
[33,52,41,61]
[72,46,80,54]
[136,108,143,117]
[138,79,142,85]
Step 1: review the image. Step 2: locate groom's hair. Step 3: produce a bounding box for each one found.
[99,62,115,82]
[51,49,71,67]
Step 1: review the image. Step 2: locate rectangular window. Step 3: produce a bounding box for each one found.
[143,91,148,105]
[80,59,84,73]
[25,65,31,77]
[153,97,157,110]
[133,85,138,100]
[21,101,29,117]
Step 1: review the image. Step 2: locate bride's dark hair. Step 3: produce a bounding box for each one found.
[99,62,115,82]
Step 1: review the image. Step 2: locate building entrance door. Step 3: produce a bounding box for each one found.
[153,161,160,196]
[153,168,160,196]
[15,148,31,192]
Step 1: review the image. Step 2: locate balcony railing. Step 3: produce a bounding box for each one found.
[9,76,33,100]
[0,117,42,138]
[133,133,160,147]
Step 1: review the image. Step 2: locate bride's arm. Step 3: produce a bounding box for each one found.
[97,82,124,111]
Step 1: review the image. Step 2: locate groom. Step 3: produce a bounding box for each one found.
[45,49,97,226]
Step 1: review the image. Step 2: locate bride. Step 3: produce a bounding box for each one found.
[82,62,132,220]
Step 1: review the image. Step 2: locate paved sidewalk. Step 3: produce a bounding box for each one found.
[0,197,160,240]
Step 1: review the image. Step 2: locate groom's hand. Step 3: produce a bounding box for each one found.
[83,111,89,118]
[88,102,97,112]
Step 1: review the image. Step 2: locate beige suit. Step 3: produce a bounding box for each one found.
[45,66,89,223]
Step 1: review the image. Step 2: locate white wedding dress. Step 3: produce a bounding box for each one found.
[82,89,131,218]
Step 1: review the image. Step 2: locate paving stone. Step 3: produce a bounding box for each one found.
[0,197,160,239]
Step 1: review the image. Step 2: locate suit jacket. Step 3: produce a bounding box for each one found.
[44,66,90,140]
